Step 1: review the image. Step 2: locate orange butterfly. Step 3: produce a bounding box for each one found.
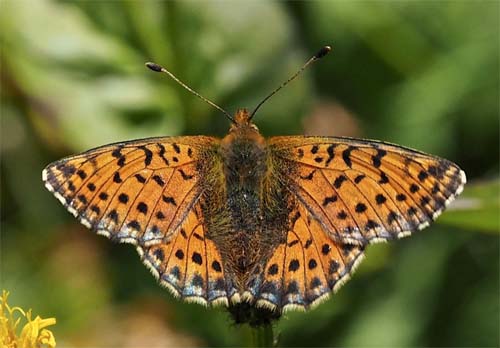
[43,46,465,325]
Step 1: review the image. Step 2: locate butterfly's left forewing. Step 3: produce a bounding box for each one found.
[269,136,466,245]
[43,136,217,245]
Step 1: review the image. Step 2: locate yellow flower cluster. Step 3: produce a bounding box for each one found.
[0,290,56,348]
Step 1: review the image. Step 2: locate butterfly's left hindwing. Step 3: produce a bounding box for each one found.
[43,136,217,245]
[138,202,236,306]
[269,136,466,245]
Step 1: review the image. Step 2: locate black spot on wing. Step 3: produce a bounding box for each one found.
[162,195,177,206]
[154,248,165,262]
[337,210,348,219]
[118,193,129,204]
[90,205,100,215]
[127,220,141,230]
[179,169,194,180]
[108,210,119,223]
[77,194,87,205]
[418,170,429,182]
[379,172,389,184]
[354,174,366,184]
[113,172,122,183]
[268,264,279,275]
[172,143,181,154]
[134,173,147,183]
[77,169,87,180]
[152,175,165,187]
[111,147,123,159]
[139,146,153,166]
[300,170,315,180]
[117,156,126,167]
[322,195,338,207]
[288,259,300,272]
[333,175,347,189]
[375,194,386,205]
[396,193,407,201]
[297,148,304,158]
[342,146,355,168]
[137,202,148,214]
[192,252,203,265]
[325,144,336,166]
[308,259,317,270]
[372,149,387,168]
[321,244,331,255]
[355,203,367,213]
[156,143,169,165]
[212,260,222,272]
[175,249,184,260]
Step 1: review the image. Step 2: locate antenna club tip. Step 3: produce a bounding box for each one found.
[145,62,163,72]
[315,45,332,59]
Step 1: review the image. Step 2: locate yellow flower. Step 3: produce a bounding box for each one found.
[0,290,56,348]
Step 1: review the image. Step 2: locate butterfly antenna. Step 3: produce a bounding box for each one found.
[145,62,235,123]
[249,45,332,120]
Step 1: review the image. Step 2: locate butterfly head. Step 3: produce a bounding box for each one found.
[230,108,260,133]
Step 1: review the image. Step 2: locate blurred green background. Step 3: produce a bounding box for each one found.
[1,1,498,347]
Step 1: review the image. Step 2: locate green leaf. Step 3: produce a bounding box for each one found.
[438,179,499,233]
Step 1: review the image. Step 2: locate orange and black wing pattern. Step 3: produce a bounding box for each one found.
[138,202,236,306]
[249,203,365,312]
[42,136,216,246]
[269,136,466,245]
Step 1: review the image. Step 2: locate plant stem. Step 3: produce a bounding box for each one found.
[251,323,274,347]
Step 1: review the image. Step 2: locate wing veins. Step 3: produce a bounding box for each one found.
[141,168,177,240]
[200,208,209,302]
[302,213,328,283]
[289,183,343,240]
[290,229,307,298]
[351,169,408,232]
[163,181,203,240]
[344,174,390,238]
[81,155,148,225]
[52,147,142,193]
[354,147,444,199]
[345,152,429,224]
[116,171,154,234]
[317,169,365,238]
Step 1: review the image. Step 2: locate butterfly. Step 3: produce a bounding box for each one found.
[42,46,466,325]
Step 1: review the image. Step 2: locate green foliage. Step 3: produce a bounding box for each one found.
[1,1,498,347]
